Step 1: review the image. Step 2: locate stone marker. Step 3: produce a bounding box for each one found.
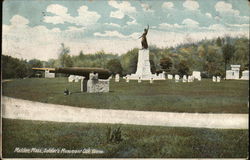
[216,76,221,82]
[45,70,55,78]
[68,75,75,82]
[188,76,193,82]
[126,76,130,83]
[87,73,109,93]
[197,76,201,81]
[192,71,201,81]
[241,70,249,80]
[167,74,173,79]
[115,74,120,82]
[226,65,240,80]
[138,77,142,83]
[212,76,216,82]
[150,77,154,84]
[174,75,180,82]
[182,75,187,83]
[74,76,80,82]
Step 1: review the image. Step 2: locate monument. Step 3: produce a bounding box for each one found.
[241,70,249,80]
[226,65,240,80]
[128,25,165,80]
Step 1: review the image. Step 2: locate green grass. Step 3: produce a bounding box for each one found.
[2,118,248,158]
[2,77,249,113]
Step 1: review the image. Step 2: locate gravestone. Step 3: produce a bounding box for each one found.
[216,76,221,82]
[68,75,75,82]
[212,76,216,82]
[74,76,80,82]
[168,74,173,79]
[138,77,142,83]
[192,71,201,81]
[45,70,55,78]
[115,74,120,82]
[182,75,187,83]
[175,75,180,82]
[126,76,130,83]
[188,76,194,82]
[150,77,154,84]
[87,73,109,93]
[241,70,249,80]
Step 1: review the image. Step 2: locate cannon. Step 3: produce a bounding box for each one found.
[32,67,112,93]
[32,67,111,79]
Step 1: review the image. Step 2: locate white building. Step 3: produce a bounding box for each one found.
[226,65,240,80]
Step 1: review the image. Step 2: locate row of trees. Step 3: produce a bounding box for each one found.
[2,36,249,79]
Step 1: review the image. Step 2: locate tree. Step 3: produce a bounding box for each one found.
[106,59,123,75]
[58,43,70,67]
[28,59,43,68]
[160,57,173,71]
[222,43,235,72]
[216,37,222,46]
[177,60,189,76]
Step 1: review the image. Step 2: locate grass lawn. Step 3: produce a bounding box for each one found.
[2,118,248,158]
[2,77,249,113]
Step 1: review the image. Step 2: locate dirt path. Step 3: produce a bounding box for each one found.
[2,96,248,129]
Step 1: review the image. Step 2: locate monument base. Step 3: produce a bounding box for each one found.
[128,49,165,80]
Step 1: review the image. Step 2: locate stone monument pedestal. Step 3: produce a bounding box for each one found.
[128,49,165,80]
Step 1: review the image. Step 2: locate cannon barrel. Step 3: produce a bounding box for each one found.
[53,67,111,79]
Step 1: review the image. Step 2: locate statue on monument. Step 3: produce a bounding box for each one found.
[139,25,149,49]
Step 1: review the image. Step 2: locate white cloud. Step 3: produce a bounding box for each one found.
[162,2,174,9]
[104,23,121,27]
[127,17,137,25]
[205,13,212,18]
[159,23,182,29]
[94,30,127,38]
[108,0,136,19]
[208,24,226,31]
[183,0,199,10]
[141,3,154,12]
[215,1,239,16]
[182,18,199,27]
[225,23,250,28]
[44,4,101,26]
[94,30,140,39]
[110,10,124,19]
[46,4,68,16]
[10,15,29,26]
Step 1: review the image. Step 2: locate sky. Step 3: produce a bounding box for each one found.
[2,0,250,60]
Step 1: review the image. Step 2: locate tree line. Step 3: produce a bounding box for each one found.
[2,36,249,79]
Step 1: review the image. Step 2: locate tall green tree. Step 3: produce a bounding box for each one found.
[106,59,123,75]
[58,43,71,67]
[177,60,189,76]
[160,57,173,71]
[222,43,235,72]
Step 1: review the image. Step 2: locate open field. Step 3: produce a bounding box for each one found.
[2,118,248,158]
[2,77,249,113]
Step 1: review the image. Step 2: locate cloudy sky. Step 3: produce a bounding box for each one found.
[2,0,249,60]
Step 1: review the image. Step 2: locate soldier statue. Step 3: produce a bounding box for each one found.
[139,25,149,49]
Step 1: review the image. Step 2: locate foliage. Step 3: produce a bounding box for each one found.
[106,59,123,75]
[3,119,248,158]
[2,55,31,79]
[2,36,249,79]
[177,60,190,76]
[160,57,173,71]
[222,43,235,71]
